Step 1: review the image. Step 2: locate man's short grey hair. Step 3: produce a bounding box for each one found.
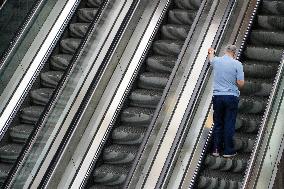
[225,44,237,54]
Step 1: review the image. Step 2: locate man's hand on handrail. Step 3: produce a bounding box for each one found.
[208,47,215,62]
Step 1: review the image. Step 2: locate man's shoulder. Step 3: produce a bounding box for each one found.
[211,56,222,62]
[233,59,243,67]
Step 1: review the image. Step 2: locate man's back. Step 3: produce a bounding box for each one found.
[211,55,244,97]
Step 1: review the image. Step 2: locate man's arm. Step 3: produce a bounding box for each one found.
[237,80,245,89]
[208,47,215,62]
[236,62,245,89]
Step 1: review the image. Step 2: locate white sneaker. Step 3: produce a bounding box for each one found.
[212,150,220,157]
[223,153,237,158]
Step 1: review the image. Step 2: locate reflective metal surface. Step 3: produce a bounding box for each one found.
[0,0,77,141]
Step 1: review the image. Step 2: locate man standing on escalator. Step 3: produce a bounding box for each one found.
[208,45,245,158]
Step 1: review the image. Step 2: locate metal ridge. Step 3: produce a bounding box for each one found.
[3,0,98,187]
[0,0,45,71]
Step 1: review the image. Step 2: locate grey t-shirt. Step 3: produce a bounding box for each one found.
[210,55,244,97]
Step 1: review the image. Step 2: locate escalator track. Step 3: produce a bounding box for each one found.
[0,0,104,185]
[197,0,284,188]
[84,0,204,188]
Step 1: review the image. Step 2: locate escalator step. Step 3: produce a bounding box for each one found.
[40,71,64,88]
[69,23,90,38]
[250,30,284,46]
[60,38,82,54]
[261,1,284,15]
[241,79,273,96]
[120,107,154,125]
[30,88,54,106]
[234,133,255,153]
[174,0,201,10]
[198,170,242,189]
[129,89,162,108]
[243,60,279,79]
[0,163,13,184]
[235,114,261,133]
[244,46,283,62]
[161,24,190,41]
[20,106,45,124]
[146,55,176,73]
[168,9,196,25]
[204,154,248,173]
[10,124,34,143]
[138,72,169,90]
[257,15,284,31]
[89,185,121,189]
[93,164,129,185]
[153,40,184,56]
[50,54,72,71]
[0,144,22,163]
[87,0,103,7]
[102,144,138,164]
[112,125,147,145]
[238,96,267,114]
[77,8,98,23]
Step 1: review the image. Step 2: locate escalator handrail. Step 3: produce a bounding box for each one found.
[2,0,103,187]
[0,0,81,141]
[242,41,284,187]
[141,0,240,188]
[0,0,46,71]
[183,0,261,187]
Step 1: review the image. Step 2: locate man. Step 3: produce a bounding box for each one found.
[208,45,244,158]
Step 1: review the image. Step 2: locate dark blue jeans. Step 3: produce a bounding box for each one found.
[212,95,239,155]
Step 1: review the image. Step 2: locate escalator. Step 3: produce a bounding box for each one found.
[83,0,204,188]
[197,0,284,188]
[0,0,104,185]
